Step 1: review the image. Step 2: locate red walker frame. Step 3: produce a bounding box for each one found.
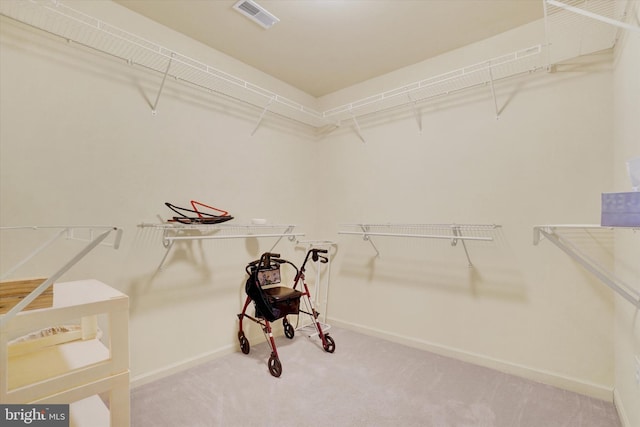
[237,249,335,377]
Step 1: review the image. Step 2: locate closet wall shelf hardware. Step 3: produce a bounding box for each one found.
[0,0,327,128]
[0,225,122,324]
[545,0,639,34]
[338,231,493,242]
[162,232,304,242]
[338,223,501,266]
[325,45,543,124]
[137,223,303,270]
[543,0,637,68]
[137,223,304,245]
[1,1,547,129]
[3,0,631,129]
[295,239,337,247]
[533,224,640,308]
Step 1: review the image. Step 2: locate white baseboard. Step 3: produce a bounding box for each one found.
[328,317,614,402]
[130,344,236,388]
[613,388,631,427]
[130,324,280,388]
[130,318,615,404]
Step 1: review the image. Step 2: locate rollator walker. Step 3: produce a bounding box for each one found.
[237,249,335,377]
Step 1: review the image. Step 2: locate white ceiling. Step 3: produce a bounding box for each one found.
[113,0,544,97]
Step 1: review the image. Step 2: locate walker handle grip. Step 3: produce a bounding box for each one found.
[311,248,328,262]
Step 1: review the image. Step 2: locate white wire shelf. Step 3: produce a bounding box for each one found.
[323,45,545,124]
[533,224,640,307]
[137,223,304,270]
[338,223,501,266]
[138,222,304,244]
[1,0,635,131]
[0,0,328,128]
[544,0,638,64]
[0,0,543,130]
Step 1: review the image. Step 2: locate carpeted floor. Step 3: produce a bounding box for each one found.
[130,327,621,427]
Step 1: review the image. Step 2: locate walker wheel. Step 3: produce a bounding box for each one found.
[283,319,295,339]
[238,332,250,354]
[268,355,282,377]
[322,334,335,353]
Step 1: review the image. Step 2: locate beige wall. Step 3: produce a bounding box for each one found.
[612,4,640,425]
[314,10,621,401]
[318,57,616,399]
[0,2,319,383]
[1,0,636,412]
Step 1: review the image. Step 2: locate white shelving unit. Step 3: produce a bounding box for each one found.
[533,224,640,307]
[0,0,327,128]
[0,226,127,425]
[0,279,130,427]
[338,223,501,267]
[1,0,637,134]
[0,0,544,131]
[137,222,304,270]
[325,45,544,125]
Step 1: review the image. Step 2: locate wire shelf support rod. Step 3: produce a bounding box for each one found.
[533,224,640,308]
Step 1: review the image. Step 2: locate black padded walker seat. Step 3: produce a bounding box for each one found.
[263,287,303,317]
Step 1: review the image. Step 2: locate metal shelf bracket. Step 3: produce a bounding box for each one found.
[488,66,500,120]
[407,94,422,134]
[533,224,640,308]
[350,112,366,143]
[151,54,174,115]
[251,96,275,136]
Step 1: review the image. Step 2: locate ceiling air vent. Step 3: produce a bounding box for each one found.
[233,0,280,29]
